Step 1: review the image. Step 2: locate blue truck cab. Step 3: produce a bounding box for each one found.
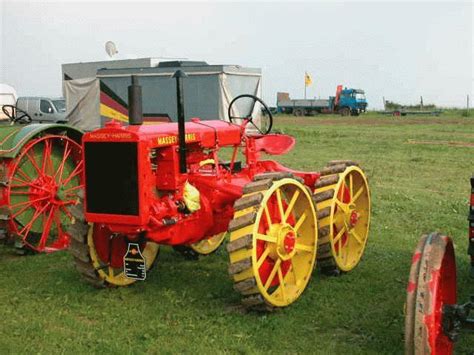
[336,88,368,116]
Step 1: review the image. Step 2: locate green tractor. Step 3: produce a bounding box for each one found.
[0,105,83,253]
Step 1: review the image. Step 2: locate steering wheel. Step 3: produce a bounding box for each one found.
[2,105,32,124]
[228,94,273,135]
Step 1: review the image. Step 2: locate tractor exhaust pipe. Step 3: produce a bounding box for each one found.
[128,75,143,125]
[173,70,188,174]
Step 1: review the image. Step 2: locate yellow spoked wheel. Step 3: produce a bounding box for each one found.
[313,161,371,275]
[68,202,159,287]
[190,232,226,255]
[227,172,317,310]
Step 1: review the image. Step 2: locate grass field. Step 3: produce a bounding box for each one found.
[1,113,473,354]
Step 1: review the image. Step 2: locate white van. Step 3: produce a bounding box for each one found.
[16,97,67,123]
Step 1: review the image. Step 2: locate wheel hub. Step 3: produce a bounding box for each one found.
[267,223,297,261]
[349,209,360,227]
[30,175,66,206]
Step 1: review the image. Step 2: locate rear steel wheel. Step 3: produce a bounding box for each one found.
[6,135,83,252]
[227,173,317,310]
[313,161,370,275]
[405,233,456,355]
[68,203,159,287]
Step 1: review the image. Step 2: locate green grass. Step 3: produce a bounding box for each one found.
[1,113,473,354]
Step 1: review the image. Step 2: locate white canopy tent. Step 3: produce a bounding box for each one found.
[62,60,262,131]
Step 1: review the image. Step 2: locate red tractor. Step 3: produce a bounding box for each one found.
[404,176,474,353]
[68,72,371,310]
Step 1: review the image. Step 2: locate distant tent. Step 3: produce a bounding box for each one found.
[0,84,18,120]
[62,58,262,131]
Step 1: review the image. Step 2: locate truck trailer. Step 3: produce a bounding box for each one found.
[277,85,368,116]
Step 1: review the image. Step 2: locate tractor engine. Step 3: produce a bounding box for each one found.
[82,117,242,246]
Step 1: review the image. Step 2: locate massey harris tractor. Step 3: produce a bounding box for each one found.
[67,72,371,310]
[404,176,474,354]
[0,105,83,254]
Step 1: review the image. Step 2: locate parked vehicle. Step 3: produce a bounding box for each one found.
[277,85,368,116]
[67,74,372,311]
[404,176,474,354]
[16,97,67,123]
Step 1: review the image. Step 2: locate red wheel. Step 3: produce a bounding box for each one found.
[405,233,457,355]
[6,135,83,252]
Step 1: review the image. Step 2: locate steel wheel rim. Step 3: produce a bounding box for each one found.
[190,232,226,255]
[252,179,317,307]
[88,223,159,286]
[7,135,83,252]
[329,166,370,271]
[424,236,456,354]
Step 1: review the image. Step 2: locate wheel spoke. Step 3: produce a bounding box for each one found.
[11,201,38,219]
[350,229,364,245]
[256,233,277,244]
[10,190,37,195]
[349,174,353,200]
[54,141,71,182]
[10,196,49,209]
[284,190,300,222]
[352,187,364,203]
[338,183,345,201]
[39,206,55,249]
[290,262,298,283]
[19,202,50,236]
[42,139,53,175]
[337,237,343,257]
[256,246,271,269]
[24,151,42,176]
[335,199,349,213]
[333,226,346,245]
[62,160,83,186]
[264,258,281,290]
[264,205,272,227]
[276,189,285,222]
[333,210,345,226]
[294,242,313,253]
[277,266,287,301]
[16,165,36,182]
[60,205,74,221]
[294,212,307,232]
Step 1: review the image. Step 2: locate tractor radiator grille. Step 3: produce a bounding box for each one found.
[84,142,139,216]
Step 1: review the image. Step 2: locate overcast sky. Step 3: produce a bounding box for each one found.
[1,1,472,109]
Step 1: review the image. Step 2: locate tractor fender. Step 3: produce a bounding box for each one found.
[0,123,83,159]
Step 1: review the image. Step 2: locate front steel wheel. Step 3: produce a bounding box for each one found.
[68,203,159,287]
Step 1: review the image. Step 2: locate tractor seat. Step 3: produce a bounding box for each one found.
[253,134,295,155]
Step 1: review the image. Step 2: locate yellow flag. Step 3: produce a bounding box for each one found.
[304,72,312,86]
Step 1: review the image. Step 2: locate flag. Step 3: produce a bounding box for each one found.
[304,72,312,87]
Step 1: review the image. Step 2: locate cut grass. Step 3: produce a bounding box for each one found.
[1,113,473,353]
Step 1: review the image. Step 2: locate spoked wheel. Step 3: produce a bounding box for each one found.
[68,205,159,287]
[227,172,317,310]
[405,233,457,355]
[6,135,83,253]
[173,232,226,260]
[313,161,371,275]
